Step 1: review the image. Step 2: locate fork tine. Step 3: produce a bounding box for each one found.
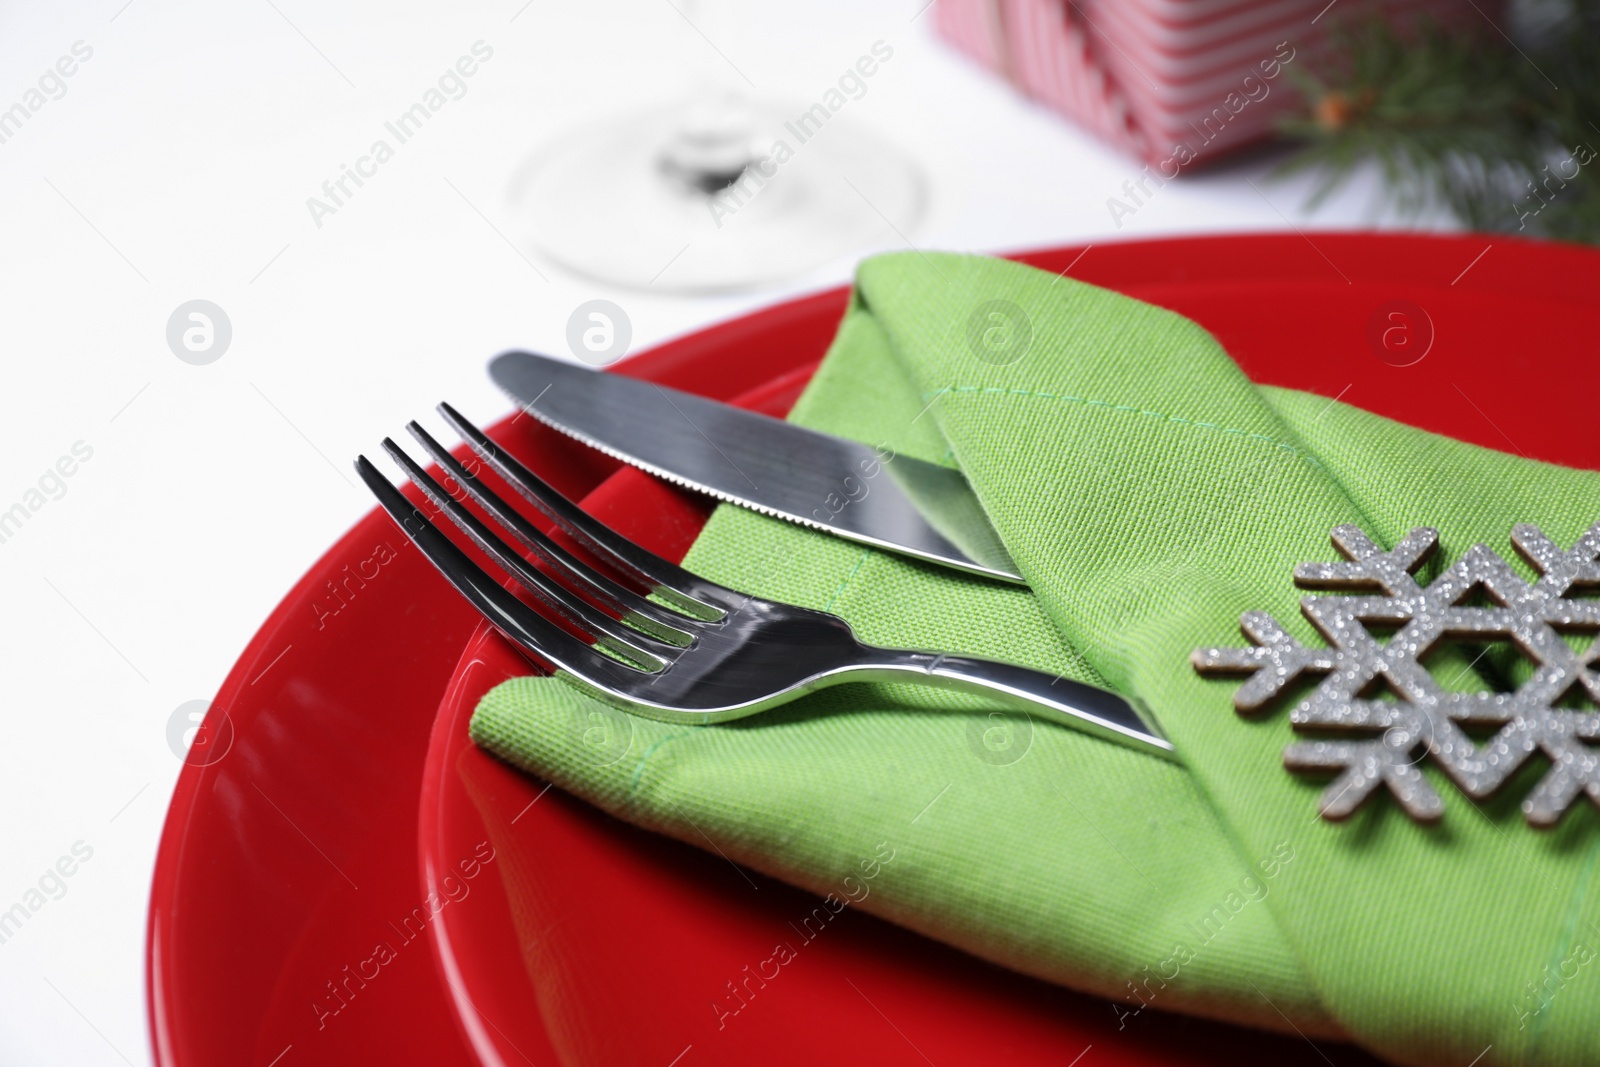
[403,421,696,648]
[438,402,730,621]
[380,437,673,671]
[354,455,657,687]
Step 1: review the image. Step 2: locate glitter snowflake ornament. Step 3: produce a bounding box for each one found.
[1192,523,1600,826]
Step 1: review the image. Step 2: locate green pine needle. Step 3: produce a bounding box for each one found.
[1274,3,1600,242]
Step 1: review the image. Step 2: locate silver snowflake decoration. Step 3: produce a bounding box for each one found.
[1192,523,1600,826]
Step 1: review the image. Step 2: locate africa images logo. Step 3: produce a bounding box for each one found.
[1105,41,1296,228]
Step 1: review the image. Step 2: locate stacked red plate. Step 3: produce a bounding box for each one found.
[148,234,1600,1066]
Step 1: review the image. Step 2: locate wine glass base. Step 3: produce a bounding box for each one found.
[506,99,927,293]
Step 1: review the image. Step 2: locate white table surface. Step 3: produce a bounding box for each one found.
[0,1,1449,1062]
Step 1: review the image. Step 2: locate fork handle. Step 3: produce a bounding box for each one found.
[861,650,1178,761]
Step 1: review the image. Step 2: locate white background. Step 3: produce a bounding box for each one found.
[0,1,1446,1063]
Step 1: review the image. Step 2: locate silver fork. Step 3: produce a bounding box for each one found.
[354,404,1175,759]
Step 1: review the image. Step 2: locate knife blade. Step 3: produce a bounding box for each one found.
[489,351,1024,583]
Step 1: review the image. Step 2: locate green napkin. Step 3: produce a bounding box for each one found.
[472,253,1600,1066]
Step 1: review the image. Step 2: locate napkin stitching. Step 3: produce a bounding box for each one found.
[1527,835,1600,1062]
[922,386,1325,469]
[627,730,698,795]
[823,547,873,613]
[912,378,1407,1047]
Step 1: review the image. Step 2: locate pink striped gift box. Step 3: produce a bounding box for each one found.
[934,0,1504,170]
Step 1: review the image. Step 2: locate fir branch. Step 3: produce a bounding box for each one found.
[1274,3,1600,242]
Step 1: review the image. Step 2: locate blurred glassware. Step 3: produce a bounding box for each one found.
[508,90,925,292]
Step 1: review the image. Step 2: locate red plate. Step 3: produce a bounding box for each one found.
[149,234,1600,1066]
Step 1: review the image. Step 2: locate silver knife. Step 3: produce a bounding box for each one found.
[490,351,1024,583]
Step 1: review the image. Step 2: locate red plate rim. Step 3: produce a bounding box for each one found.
[148,231,1600,1066]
